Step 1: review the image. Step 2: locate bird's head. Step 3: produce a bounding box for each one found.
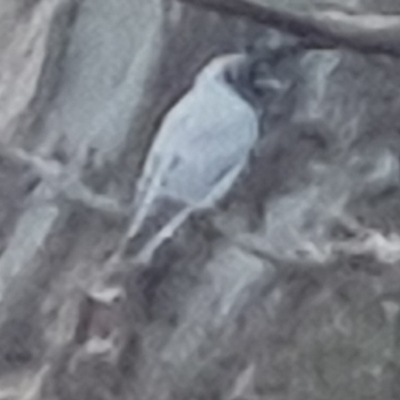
[195,52,294,110]
[195,53,249,86]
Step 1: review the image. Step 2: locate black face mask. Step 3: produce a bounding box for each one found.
[248,60,275,99]
[224,68,235,86]
[229,63,261,103]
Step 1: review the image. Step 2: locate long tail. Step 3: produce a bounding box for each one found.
[126,153,171,241]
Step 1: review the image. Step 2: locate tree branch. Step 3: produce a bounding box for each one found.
[177,0,400,56]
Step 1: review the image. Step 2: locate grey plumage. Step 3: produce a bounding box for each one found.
[124,53,261,263]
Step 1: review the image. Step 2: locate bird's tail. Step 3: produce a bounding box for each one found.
[126,194,154,241]
[126,149,173,242]
[125,166,165,244]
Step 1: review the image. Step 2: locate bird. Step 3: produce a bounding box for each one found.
[121,52,284,264]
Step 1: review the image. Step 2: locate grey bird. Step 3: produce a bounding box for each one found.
[123,52,284,263]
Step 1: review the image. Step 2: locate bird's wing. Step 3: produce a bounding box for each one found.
[132,106,259,264]
[128,89,199,239]
[160,87,259,203]
[129,84,258,239]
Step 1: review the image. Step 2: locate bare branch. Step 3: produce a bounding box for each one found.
[177,0,400,55]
